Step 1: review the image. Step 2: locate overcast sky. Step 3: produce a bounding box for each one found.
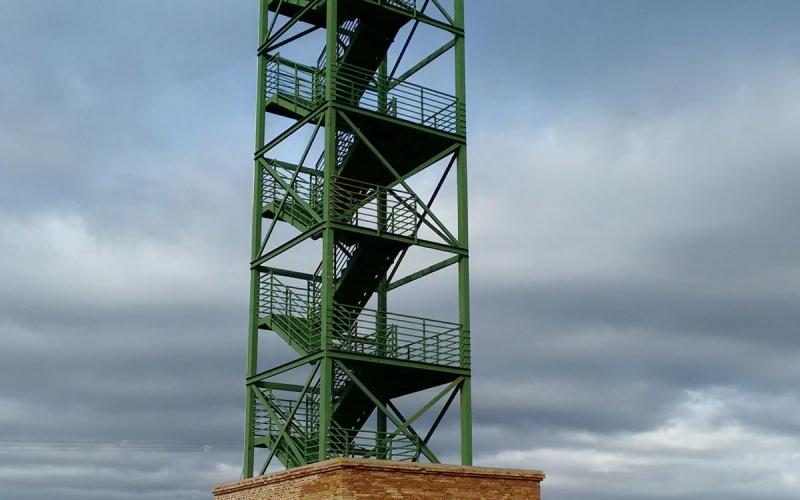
[2,1,800,499]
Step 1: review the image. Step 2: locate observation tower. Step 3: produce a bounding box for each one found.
[243,0,470,478]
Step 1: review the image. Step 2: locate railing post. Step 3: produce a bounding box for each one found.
[420,87,424,123]
[294,64,299,99]
[421,318,427,363]
[276,62,281,96]
[377,58,388,115]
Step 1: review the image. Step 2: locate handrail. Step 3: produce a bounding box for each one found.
[264,54,323,108]
[332,62,465,134]
[258,270,468,368]
[262,160,324,219]
[267,53,319,75]
[330,302,466,368]
[390,0,416,9]
[258,273,320,352]
[264,56,465,135]
[328,426,418,461]
[253,389,321,464]
[331,176,419,238]
[263,161,422,239]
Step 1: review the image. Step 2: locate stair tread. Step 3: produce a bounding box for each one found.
[334,239,407,311]
[263,200,318,228]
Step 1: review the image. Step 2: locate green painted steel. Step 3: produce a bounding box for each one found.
[244,0,471,477]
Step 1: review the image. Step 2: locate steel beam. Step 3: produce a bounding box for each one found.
[454,0,472,466]
[388,255,460,291]
[391,39,455,88]
[247,353,323,385]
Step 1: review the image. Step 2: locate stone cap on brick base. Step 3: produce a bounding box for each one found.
[213,458,545,500]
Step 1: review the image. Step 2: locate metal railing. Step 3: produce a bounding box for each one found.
[262,161,324,227]
[254,392,318,436]
[264,55,464,135]
[328,427,419,461]
[258,273,320,353]
[382,0,417,10]
[332,176,419,237]
[258,271,468,368]
[262,161,324,207]
[333,62,465,134]
[255,391,420,463]
[263,161,422,239]
[264,56,323,108]
[254,391,320,465]
[394,0,415,8]
[330,303,466,368]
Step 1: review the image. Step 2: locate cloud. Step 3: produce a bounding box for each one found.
[480,388,800,500]
[1,1,800,499]
[0,447,240,500]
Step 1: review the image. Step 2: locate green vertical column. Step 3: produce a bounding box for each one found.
[244,0,269,479]
[375,58,388,459]
[318,0,338,462]
[454,0,472,466]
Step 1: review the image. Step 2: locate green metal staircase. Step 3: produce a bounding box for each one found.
[245,0,471,476]
[333,238,407,312]
[263,55,463,182]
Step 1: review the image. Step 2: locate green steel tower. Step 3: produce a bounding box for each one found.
[243,0,470,477]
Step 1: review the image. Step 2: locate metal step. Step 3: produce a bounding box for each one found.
[334,238,407,311]
[260,313,318,356]
[263,200,319,233]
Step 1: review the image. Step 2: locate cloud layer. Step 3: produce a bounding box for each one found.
[1,1,799,499]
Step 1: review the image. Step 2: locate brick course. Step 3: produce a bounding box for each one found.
[213,458,545,500]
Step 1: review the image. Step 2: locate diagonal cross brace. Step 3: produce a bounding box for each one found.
[259,158,323,226]
[386,400,425,450]
[265,0,284,42]
[263,0,323,52]
[381,185,452,244]
[423,380,461,446]
[333,360,440,463]
[384,143,459,193]
[412,379,462,461]
[387,153,457,283]
[385,378,463,442]
[260,362,320,473]
[388,0,431,81]
[251,386,306,466]
[252,224,321,268]
[339,111,459,247]
[390,39,456,89]
[431,0,455,25]
[255,107,323,159]
[260,116,324,254]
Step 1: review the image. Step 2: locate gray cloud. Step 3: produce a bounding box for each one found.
[2,1,800,499]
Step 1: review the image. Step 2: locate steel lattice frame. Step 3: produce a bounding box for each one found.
[243,0,470,478]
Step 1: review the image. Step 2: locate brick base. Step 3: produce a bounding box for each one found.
[213,458,545,500]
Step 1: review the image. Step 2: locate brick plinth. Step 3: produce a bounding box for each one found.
[213,458,545,500]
